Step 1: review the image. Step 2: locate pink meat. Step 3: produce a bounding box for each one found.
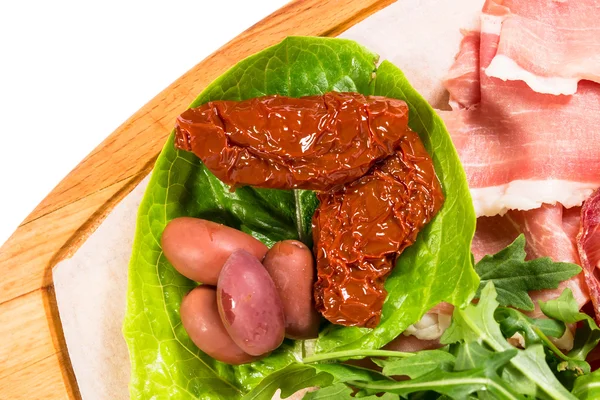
[439,3,600,216]
[440,81,600,189]
[563,206,582,248]
[471,214,520,261]
[443,31,481,109]
[443,25,600,189]
[384,335,442,352]
[577,188,600,322]
[482,0,600,95]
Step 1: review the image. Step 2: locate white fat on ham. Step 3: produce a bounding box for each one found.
[553,326,576,352]
[482,0,600,95]
[509,326,575,352]
[470,180,597,217]
[486,55,579,96]
[403,312,452,341]
[440,2,600,217]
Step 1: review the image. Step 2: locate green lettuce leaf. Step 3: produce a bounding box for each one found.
[123,36,477,399]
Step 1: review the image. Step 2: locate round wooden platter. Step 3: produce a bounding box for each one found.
[0,0,395,398]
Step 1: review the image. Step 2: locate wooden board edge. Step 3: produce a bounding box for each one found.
[43,285,82,399]
[0,0,397,398]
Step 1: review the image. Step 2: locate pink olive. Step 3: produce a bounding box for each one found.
[217,250,285,356]
[263,240,321,339]
[180,286,258,365]
[161,217,268,285]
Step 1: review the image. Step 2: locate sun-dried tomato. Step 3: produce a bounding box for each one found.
[173,91,444,329]
[312,133,444,328]
[174,92,412,191]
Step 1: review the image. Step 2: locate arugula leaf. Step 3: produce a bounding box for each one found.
[455,342,497,371]
[494,306,590,381]
[441,282,577,400]
[315,60,479,353]
[570,324,600,363]
[303,384,352,400]
[540,289,600,361]
[475,235,581,311]
[540,289,584,323]
[304,383,399,400]
[495,307,566,345]
[311,363,388,384]
[241,364,332,400]
[350,350,522,400]
[373,350,456,378]
[242,360,389,400]
[572,369,600,400]
[303,349,414,364]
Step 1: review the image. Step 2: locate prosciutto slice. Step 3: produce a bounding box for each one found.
[563,206,582,248]
[578,188,600,322]
[443,31,481,109]
[440,2,600,217]
[483,0,600,95]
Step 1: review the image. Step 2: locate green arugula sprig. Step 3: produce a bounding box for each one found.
[474,235,581,311]
[245,283,598,400]
[243,237,599,400]
[540,290,600,362]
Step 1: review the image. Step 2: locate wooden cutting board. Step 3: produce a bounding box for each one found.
[0,0,395,398]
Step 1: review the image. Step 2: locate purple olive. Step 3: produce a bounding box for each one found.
[263,240,321,339]
[180,286,258,365]
[161,217,268,285]
[217,250,285,356]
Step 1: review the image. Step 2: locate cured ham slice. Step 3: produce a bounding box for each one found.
[384,335,442,352]
[563,206,582,248]
[474,204,589,317]
[483,0,600,95]
[439,95,600,216]
[443,31,481,109]
[578,188,600,322]
[471,214,519,261]
[440,2,600,217]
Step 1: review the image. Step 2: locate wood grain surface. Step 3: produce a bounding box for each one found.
[0,0,395,398]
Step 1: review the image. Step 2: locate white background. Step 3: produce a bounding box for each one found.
[0,0,288,246]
